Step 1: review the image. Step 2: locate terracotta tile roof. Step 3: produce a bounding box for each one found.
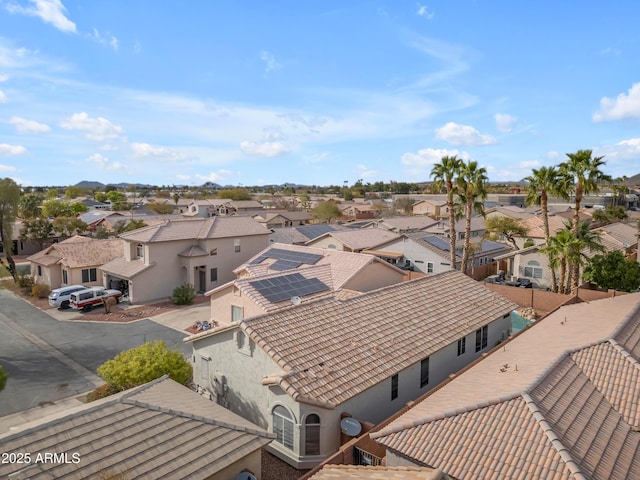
[100,257,154,278]
[595,222,638,248]
[307,465,448,479]
[0,377,273,480]
[119,217,269,243]
[372,293,640,480]
[178,245,209,257]
[422,217,486,235]
[27,236,123,268]
[377,216,439,232]
[237,270,516,407]
[520,215,567,239]
[308,228,400,250]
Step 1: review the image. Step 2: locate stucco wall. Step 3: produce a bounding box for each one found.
[375,238,452,274]
[342,261,406,291]
[306,236,346,251]
[208,450,262,480]
[209,286,266,326]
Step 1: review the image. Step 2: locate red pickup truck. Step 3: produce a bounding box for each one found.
[69,287,122,312]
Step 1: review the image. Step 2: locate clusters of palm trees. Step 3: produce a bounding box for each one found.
[432,149,614,293]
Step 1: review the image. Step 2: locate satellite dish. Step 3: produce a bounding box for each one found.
[340,417,362,437]
[291,296,302,305]
[236,473,257,480]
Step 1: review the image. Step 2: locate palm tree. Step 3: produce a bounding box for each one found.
[456,161,488,275]
[570,220,604,291]
[541,229,579,294]
[430,156,463,270]
[560,150,611,292]
[523,166,569,292]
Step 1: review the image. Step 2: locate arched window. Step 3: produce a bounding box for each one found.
[305,414,321,455]
[272,406,294,450]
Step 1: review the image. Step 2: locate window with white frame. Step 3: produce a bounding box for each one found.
[37,265,42,276]
[427,262,434,273]
[524,260,543,279]
[234,239,241,253]
[475,325,488,352]
[457,337,466,356]
[210,268,218,284]
[62,270,68,284]
[273,406,294,450]
[231,305,243,322]
[81,268,97,283]
[200,356,210,381]
[304,414,321,455]
[136,243,144,259]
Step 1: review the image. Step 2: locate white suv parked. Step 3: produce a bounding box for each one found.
[48,285,90,309]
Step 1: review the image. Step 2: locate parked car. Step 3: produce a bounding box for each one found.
[49,285,89,309]
[69,287,122,312]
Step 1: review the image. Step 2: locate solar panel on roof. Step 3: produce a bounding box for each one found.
[249,247,323,269]
[249,273,330,303]
[422,235,451,251]
[296,224,336,240]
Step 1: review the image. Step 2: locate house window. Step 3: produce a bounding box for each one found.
[457,337,466,356]
[427,262,434,273]
[37,265,42,276]
[136,243,144,259]
[391,374,399,400]
[231,305,243,322]
[62,270,68,284]
[475,325,488,352]
[524,261,543,279]
[420,357,429,388]
[234,239,241,253]
[273,406,294,450]
[304,414,321,456]
[200,356,209,381]
[210,268,218,283]
[81,268,97,283]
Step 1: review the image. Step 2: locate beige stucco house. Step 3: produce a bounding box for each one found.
[411,199,447,218]
[0,376,273,480]
[28,236,123,289]
[305,229,400,253]
[206,243,408,326]
[100,217,270,304]
[186,270,516,470]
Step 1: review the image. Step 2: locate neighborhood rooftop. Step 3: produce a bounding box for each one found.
[196,270,517,408]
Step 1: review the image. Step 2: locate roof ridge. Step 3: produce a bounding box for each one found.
[611,300,640,342]
[521,392,588,480]
[122,398,275,439]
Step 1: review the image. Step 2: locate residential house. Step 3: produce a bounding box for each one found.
[186,270,516,470]
[100,217,270,304]
[359,216,439,234]
[368,233,511,273]
[411,198,447,218]
[370,293,640,480]
[593,222,639,259]
[421,217,486,242]
[183,199,232,218]
[0,220,43,257]
[485,205,538,220]
[252,210,313,229]
[305,229,400,253]
[28,236,123,289]
[206,243,408,325]
[516,214,568,248]
[340,203,378,221]
[0,376,273,480]
[269,224,350,245]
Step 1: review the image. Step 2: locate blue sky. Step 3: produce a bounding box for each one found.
[1,1,639,187]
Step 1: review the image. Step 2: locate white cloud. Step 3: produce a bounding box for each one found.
[0,164,17,172]
[195,170,232,183]
[546,151,560,159]
[6,0,76,33]
[519,160,541,169]
[416,4,434,19]
[130,142,187,161]
[87,28,119,51]
[0,144,28,155]
[494,113,517,133]
[593,82,640,122]
[0,90,6,102]
[354,164,379,179]
[60,112,123,141]
[435,122,496,146]
[260,51,281,74]
[0,74,8,82]
[240,139,290,157]
[401,147,468,171]
[86,153,127,171]
[9,116,51,134]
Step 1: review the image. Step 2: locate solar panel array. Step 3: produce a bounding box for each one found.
[421,235,451,252]
[249,273,330,303]
[250,247,324,271]
[296,224,336,240]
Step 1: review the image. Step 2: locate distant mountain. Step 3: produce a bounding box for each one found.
[75,180,105,189]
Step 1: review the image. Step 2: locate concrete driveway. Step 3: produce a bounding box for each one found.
[0,289,192,419]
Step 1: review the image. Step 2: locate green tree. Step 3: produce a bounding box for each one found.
[591,204,628,223]
[393,197,415,215]
[18,193,44,219]
[147,202,175,214]
[217,188,252,200]
[524,166,568,292]
[0,365,7,392]
[312,200,342,223]
[172,193,180,205]
[45,188,59,199]
[20,218,54,249]
[484,216,529,250]
[94,192,108,203]
[541,229,578,293]
[52,217,87,238]
[299,193,311,211]
[97,340,192,392]
[41,199,73,218]
[583,251,640,292]
[112,219,147,236]
[0,178,21,274]
[106,190,127,210]
[64,186,83,199]
[457,161,488,274]
[431,155,463,270]
[560,150,611,292]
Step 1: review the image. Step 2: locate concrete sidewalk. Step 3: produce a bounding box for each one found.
[149,303,210,333]
[0,395,86,435]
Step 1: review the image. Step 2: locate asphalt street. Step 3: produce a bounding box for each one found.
[0,289,191,418]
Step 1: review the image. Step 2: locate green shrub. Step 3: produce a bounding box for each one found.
[31,284,51,298]
[15,273,33,289]
[86,383,119,402]
[523,238,535,248]
[172,283,196,305]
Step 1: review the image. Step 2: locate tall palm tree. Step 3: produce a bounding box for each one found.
[560,150,611,292]
[523,166,569,292]
[569,220,604,291]
[456,161,488,275]
[430,156,463,270]
[541,228,580,294]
